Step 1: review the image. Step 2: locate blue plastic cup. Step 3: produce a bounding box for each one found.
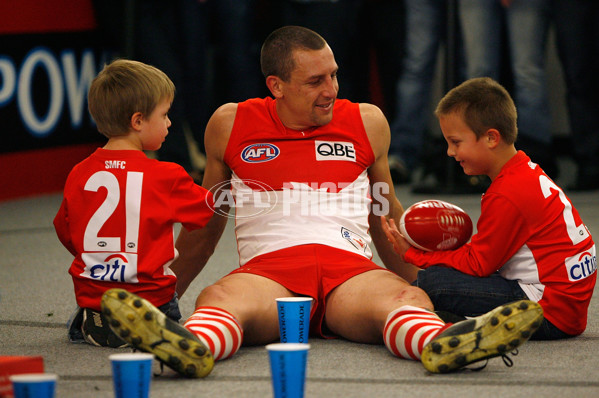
[276,297,312,343]
[266,343,310,398]
[10,373,57,398]
[109,353,153,398]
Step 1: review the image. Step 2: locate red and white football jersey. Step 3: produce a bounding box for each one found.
[223,97,376,265]
[405,151,596,335]
[54,149,213,310]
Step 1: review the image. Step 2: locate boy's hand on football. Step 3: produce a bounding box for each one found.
[380,215,411,258]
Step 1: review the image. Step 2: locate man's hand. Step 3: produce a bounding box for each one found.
[380,215,412,259]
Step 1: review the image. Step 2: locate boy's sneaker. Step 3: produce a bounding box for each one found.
[100,288,214,378]
[421,300,543,373]
[81,308,129,348]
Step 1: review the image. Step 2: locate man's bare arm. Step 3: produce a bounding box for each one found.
[360,103,419,283]
[171,103,237,297]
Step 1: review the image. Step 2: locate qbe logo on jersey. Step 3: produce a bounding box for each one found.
[315,141,356,162]
[241,143,280,163]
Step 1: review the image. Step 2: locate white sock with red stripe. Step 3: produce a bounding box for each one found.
[383,305,447,360]
[183,306,244,361]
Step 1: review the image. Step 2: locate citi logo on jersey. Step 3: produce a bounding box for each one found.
[315,140,356,161]
[241,143,280,163]
[565,246,597,282]
[80,252,139,283]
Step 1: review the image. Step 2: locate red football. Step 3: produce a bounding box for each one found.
[399,200,473,251]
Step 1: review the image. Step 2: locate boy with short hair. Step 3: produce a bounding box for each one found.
[383,77,596,340]
[54,59,214,347]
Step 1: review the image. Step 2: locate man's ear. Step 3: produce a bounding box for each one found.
[486,128,501,148]
[130,112,144,132]
[266,75,283,99]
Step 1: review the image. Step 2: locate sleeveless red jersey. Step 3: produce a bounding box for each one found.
[223,97,376,265]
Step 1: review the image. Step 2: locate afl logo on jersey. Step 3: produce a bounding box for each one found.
[241,143,280,163]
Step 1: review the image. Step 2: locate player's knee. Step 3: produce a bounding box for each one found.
[196,282,235,307]
[396,285,435,312]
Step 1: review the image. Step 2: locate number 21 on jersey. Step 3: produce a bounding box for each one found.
[80,171,142,283]
[540,175,596,282]
[540,175,589,245]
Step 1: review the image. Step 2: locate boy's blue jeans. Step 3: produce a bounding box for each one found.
[413,266,573,340]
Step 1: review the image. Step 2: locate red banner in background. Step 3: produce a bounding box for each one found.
[0,0,97,34]
[1,0,110,200]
